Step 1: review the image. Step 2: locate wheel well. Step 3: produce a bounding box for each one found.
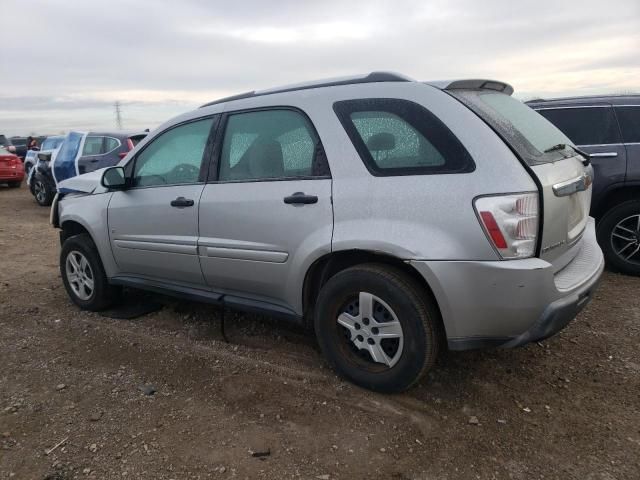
[593,186,640,221]
[60,221,91,245]
[302,250,445,332]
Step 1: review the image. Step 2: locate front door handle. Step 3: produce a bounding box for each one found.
[170,197,195,208]
[284,192,318,205]
[589,152,618,158]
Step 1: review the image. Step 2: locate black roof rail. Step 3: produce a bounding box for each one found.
[200,71,412,108]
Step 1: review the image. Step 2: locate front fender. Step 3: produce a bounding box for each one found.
[59,192,118,277]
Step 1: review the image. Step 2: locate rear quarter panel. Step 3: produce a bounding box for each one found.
[299,82,538,261]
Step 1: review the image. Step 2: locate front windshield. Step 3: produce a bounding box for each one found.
[451,90,573,165]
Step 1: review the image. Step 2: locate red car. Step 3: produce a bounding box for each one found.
[0,147,24,188]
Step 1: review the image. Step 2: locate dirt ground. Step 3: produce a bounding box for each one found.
[0,184,639,480]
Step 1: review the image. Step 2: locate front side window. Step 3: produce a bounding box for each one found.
[218,109,326,182]
[82,136,105,156]
[133,118,214,187]
[537,107,621,146]
[333,99,474,175]
[615,106,640,143]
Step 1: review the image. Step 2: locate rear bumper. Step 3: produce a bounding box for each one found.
[410,218,604,350]
[0,169,24,182]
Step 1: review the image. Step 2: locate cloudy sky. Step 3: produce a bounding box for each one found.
[1,0,638,136]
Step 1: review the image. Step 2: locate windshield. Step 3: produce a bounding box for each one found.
[450,90,573,165]
[42,137,64,150]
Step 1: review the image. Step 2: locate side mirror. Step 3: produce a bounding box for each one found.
[101,166,127,190]
[37,152,52,162]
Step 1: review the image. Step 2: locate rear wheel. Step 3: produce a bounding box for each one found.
[60,234,120,311]
[597,200,640,276]
[314,264,440,392]
[33,175,54,206]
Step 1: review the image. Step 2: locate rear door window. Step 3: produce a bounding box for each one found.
[333,98,474,175]
[615,106,640,143]
[218,109,328,181]
[104,137,120,153]
[82,136,105,155]
[536,107,621,146]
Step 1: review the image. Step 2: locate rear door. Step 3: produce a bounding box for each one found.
[198,108,332,312]
[614,105,640,182]
[77,135,106,174]
[535,105,626,207]
[108,117,217,286]
[452,90,594,269]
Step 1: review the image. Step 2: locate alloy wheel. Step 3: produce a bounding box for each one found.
[34,181,46,204]
[65,250,95,300]
[611,214,640,266]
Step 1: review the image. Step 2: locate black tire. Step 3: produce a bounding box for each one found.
[60,233,120,311]
[33,174,55,206]
[597,200,640,276]
[314,264,440,393]
[7,181,21,188]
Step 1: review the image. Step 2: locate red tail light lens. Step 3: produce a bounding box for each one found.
[479,211,508,248]
[475,193,540,259]
[118,152,127,160]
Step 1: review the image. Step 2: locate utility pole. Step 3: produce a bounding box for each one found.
[114,101,123,130]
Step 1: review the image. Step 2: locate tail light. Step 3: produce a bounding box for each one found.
[118,138,135,160]
[474,193,539,259]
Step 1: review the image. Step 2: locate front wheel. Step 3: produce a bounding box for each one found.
[314,264,440,393]
[60,234,120,311]
[597,200,640,276]
[33,175,55,206]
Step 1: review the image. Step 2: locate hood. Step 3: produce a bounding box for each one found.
[57,168,108,194]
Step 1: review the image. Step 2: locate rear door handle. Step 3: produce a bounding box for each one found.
[284,192,318,205]
[170,197,195,208]
[589,152,618,158]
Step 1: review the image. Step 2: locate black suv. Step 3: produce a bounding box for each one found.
[528,96,640,276]
[30,131,146,206]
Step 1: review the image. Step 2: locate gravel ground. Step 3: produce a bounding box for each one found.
[1,184,639,480]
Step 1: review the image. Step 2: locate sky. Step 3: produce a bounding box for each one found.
[1,0,638,136]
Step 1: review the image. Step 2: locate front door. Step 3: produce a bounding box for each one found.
[198,108,333,312]
[108,117,217,286]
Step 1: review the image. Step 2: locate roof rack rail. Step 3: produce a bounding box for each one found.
[200,71,412,108]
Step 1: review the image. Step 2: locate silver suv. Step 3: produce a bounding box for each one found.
[52,73,604,392]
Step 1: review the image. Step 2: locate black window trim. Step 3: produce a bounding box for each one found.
[534,104,623,147]
[333,98,475,177]
[206,105,331,184]
[613,104,640,145]
[126,114,221,190]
